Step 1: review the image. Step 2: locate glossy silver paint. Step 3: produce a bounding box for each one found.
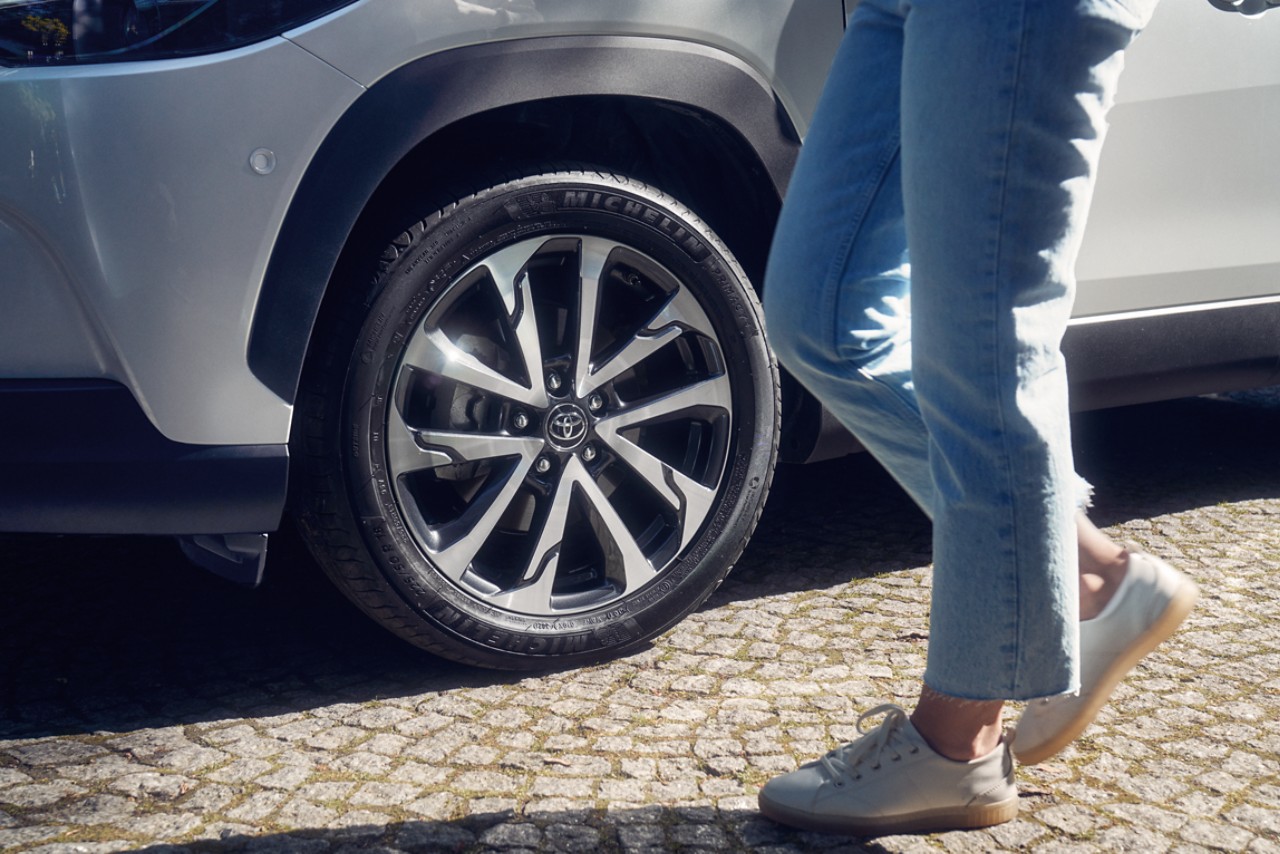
[287,1,842,134]
[0,39,363,444]
[0,0,843,445]
[832,0,1279,321]
[1076,2,1280,317]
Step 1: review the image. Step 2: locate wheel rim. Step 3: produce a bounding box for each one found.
[385,234,734,617]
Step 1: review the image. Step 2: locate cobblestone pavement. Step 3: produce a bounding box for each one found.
[2,388,1279,854]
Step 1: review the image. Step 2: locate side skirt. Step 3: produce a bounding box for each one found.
[0,379,288,536]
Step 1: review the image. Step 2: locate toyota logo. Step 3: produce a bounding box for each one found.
[547,404,589,448]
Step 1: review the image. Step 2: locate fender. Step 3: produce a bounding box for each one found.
[248,35,801,403]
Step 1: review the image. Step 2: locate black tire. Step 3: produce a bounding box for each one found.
[293,170,778,669]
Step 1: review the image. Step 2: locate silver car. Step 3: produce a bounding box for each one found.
[2,0,1277,668]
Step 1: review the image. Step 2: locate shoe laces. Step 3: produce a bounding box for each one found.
[819,703,919,785]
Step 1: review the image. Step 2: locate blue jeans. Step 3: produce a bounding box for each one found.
[764,0,1157,700]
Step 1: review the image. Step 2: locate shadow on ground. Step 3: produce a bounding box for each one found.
[121,806,945,853]
[2,388,1277,743]
[1071,387,1280,525]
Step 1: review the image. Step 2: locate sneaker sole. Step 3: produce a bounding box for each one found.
[1012,577,1199,766]
[757,791,1019,836]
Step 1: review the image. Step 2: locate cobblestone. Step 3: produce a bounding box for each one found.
[2,390,1279,851]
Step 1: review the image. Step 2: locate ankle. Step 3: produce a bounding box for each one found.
[911,686,1004,761]
[1080,548,1130,620]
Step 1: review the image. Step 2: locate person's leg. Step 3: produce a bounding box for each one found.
[909,517,1131,761]
[765,0,1123,582]
[763,0,1131,762]
[760,3,1020,832]
[763,0,932,511]
[1014,520,1198,764]
[910,687,1004,761]
[901,0,1196,772]
[1078,513,1128,619]
[899,0,1162,704]
[759,0,1169,834]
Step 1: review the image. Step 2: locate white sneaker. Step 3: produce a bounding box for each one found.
[1012,551,1199,765]
[757,704,1019,836]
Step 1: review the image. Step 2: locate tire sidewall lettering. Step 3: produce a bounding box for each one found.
[344,173,777,663]
[505,187,760,338]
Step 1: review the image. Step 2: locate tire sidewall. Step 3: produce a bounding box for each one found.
[344,173,777,665]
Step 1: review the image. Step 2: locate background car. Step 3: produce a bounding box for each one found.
[2,0,1277,669]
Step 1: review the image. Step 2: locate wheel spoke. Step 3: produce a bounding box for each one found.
[477,240,538,317]
[485,466,578,613]
[576,281,719,397]
[387,404,543,474]
[572,237,613,396]
[386,399,543,581]
[579,326,683,398]
[476,241,548,406]
[401,328,546,408]
[571,457,657,594]
[386,404,455,474]
[427,449,539,581]
[661,283,719,339]
[601,373,732,432]
[592,422,717,552]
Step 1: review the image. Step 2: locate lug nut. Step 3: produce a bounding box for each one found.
[546,371,563,392]
[587,393,604,412]
[512,411,529,430]
[535,457,553,474]
[581,445,597,463]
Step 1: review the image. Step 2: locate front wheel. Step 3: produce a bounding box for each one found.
[294,170,778,669]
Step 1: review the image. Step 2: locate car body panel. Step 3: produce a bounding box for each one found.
[0,37,364,444]
[1076,1,1280,315]
[835,1,1280,318]
[0,0,842,447]
[286,0,843,138]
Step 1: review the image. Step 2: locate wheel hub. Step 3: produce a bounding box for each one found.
[545,402,590,450]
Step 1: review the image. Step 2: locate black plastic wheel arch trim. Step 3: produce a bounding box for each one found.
[247,34,801,404]
[0,379,288,535]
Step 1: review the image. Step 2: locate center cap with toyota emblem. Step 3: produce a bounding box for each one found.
[545,402,590,450]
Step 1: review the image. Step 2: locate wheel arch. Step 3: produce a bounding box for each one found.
[248,34,801,407]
